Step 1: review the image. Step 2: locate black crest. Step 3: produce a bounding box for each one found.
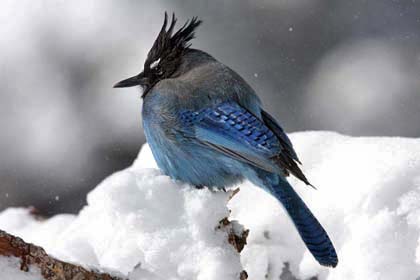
[113,13,202,96]
[144,12,202,76]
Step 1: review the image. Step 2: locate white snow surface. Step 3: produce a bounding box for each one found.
[0,171,242,280]
[0,257,42,280]
[1,131,420,279]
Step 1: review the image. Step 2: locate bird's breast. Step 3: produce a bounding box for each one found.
[142,116,243,188]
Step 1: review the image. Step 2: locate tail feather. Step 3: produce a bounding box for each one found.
[267,176,338,267]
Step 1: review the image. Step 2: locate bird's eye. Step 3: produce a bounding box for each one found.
[150,59,160,69]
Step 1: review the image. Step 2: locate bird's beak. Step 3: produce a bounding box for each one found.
[113,74,141,88]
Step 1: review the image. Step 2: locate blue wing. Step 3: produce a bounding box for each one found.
[179,102,311,185]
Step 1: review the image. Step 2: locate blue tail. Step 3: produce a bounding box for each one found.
[262,174,338,267]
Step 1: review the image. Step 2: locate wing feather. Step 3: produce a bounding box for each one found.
[179,102,311,185]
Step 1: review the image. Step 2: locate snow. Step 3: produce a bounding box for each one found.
[1,131,420,279]
[0,256,42,280]
[0,170,243,280]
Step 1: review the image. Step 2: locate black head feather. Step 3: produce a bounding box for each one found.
[142,13,202,90]
[114,12,202,96]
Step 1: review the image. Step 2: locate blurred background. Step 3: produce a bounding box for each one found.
[1,0,419,215]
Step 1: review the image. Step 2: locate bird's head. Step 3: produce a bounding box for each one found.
[113,13,202,97]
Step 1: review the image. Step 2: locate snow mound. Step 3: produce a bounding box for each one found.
[1,131,420,280]
[0,169,243,280]
[230,131,420,280]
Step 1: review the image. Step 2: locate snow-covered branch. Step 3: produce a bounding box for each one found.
[0,166,249,279]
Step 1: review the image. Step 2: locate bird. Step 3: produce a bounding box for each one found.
[114,13,338,267]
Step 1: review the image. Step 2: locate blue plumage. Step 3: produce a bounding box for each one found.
[114,13,338,268]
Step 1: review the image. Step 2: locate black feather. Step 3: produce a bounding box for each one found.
[137,13,202,97]
[144,12,202,75]
[273,153,317,189]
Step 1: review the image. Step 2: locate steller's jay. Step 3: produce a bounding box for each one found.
[114,13,338,267]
